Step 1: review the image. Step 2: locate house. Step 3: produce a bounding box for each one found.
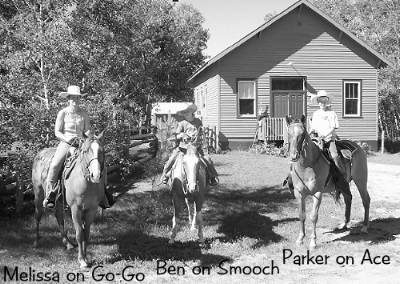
[188,0,392,151]
[151,102,193,125]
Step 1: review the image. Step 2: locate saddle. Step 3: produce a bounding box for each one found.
[336,139,358,159]
[53,148,80,206]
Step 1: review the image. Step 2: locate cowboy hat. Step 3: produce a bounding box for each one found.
[310,90,334,105]
[60,85,86,99]
[177,103,197,116]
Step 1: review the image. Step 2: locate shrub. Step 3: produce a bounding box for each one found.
[248,141,289,157]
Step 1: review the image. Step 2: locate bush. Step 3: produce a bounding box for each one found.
[248,141,289,157]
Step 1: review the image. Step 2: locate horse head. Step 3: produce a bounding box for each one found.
[80,129,106,183]
[182,142,201,194]
[286,115,307,162]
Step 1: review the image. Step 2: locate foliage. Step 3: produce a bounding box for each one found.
[356,140,372,156]
[309,0,400,141]
[0,0,208,193]
[141,112,177,190]
[248,141,289,157]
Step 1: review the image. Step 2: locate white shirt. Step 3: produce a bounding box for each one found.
[311,109,339,141]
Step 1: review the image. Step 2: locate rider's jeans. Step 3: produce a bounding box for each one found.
[46,141,71,195]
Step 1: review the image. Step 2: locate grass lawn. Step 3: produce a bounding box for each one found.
[0,151,399,283]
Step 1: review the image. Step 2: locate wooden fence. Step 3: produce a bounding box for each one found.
[259,117,288,142]
[0,125,157,216]
[0,120,224,217]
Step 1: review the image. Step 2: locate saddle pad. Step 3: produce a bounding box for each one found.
[63,154,78,180]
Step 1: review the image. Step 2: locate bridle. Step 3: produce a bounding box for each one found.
[80,138,105,182]
[181,143,201,194]
[287,122,307,163]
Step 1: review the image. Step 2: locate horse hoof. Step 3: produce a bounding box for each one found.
[336,222,348,231]
[80,264,89,269]
[360,226,369,234]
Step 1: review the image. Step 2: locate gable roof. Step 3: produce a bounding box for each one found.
[189,0,393,81]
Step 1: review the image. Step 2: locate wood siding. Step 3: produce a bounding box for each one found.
[215,5,379,144]
[192,63,220,131]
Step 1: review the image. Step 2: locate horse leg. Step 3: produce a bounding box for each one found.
[33,190,44,248]
[310,191,323,248]
[55,204,74,250]
[294,190,306,245]
[337,192,352,230]
[353,176,370,234]
[186,199,196,230]
[82,209,97,265]
[169,193,182,244]
[195,201,204,244]
[70,206,88,269]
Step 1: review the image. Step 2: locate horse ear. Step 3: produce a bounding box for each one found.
[82,131,88,140]
[285,115,292,126]
[97,127,107,140]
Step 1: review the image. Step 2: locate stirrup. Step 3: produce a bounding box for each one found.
[210,177,219,186]
[43,199,55,209]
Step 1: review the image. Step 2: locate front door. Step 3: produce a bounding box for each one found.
[271,77,306,118]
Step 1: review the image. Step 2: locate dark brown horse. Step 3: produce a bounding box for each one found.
[286,115,370,248]
[168,142,207,244]
[32,132,106,268]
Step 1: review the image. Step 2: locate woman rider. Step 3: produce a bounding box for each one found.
[43,85,114,209]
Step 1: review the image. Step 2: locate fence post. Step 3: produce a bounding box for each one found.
[212,126,217,149]
[216,125,219,151]
[381,130,385,154]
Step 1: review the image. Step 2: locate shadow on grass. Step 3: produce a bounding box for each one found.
[204,183,297,248]
[328,217,400,244]
[0,178,297,266]
[108,229,231,267]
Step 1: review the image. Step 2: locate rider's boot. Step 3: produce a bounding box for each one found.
[43,182,57,209]
[160,172,169,185]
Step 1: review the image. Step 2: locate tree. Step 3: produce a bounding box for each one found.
[0,0,209,184]
[311,0,400,141]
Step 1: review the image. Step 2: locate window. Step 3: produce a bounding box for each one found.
[343,80,361,117]
[271,77,303,90]
[238,80,256,117]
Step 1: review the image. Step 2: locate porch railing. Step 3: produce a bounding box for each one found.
[260,117,311,143]
[260,117,287,142]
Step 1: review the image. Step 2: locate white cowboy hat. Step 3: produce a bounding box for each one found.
[310,90,334,105]
[60,85,86,99]
[177,103,198,116]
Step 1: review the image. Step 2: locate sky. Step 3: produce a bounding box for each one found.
[176,0,298,59]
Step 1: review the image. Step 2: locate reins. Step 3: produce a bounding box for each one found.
[78,138,105,182]
[289,124,331,192]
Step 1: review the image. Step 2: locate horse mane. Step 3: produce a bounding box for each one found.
[185,143,199,156]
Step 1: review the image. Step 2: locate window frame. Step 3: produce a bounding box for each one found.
[237,79,257,118]
[342,80,362,117]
